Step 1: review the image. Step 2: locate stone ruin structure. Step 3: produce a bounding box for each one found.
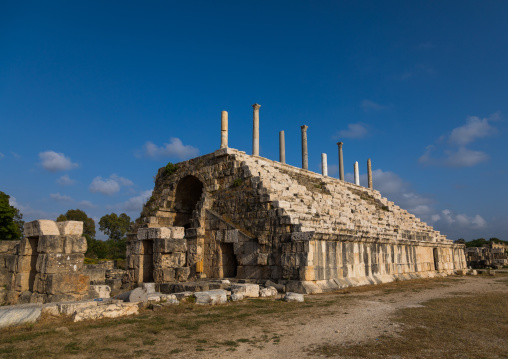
[465,245,508,269]
[0,220,90,305]
[125,106,467,293]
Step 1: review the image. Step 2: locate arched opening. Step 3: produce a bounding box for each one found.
[173,175,204,229]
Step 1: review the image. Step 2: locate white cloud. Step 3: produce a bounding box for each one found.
[89,174,133,196]
[419,114,498,168]
[140,137,199,160]
[344,168,490,239]
[9,197,57,221]
[0,153,4,159]
[449,115,497,146]
[78,200,95,208]
[50,193,73,202]
[337,123,368,139]
[57,174,76,186]
[108,190,153,212]
[39,151,78,172]
[361,100,386,112]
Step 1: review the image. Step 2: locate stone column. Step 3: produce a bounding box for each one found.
[321,153,328,176]
[337,142,344,181]
[279,130,286,163]
[367,158,373,189]
[220,111,228,149]
[354,161,360,185]
[252,103,261,156]
[301,125,309,170]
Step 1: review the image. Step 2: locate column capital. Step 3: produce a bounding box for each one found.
[252,103,261,110]
[301,125,308,131]
[336,141,343,146]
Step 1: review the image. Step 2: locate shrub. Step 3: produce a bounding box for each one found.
[165,162,178,175]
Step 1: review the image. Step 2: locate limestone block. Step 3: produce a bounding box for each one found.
[153,252,186,268]
[153,268,175,282]
[24,220,60,238]
[142,282,156,293]
[5,254,18,272]
[0,306,42,329]
[0,241,18,254]
[231,283,260,298]
[58,301,98,315]
[171,227,185,239]
[18,238,38,255]
[13,272,33,292]
[37,235,65,253]
[173,291,193,300]
[224,229,239,243]
[283,292,304,302]
[41,304,60,317]
[175,267,190,282]
[72,302,139,322]
[259,286,278,297]
[147,227,172,239]
[194,290,227,305]
[16,255,37,273]
[68,236,87,254]
[35,273,89,295]
[230,293,244,301]
[153,238,186,253]
[36,253,84,274]
[83,268,106,284]
[137,228,149,240]
[56,221,83,236]
[90,285,111,298]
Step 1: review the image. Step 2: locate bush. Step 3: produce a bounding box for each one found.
[165,162,178,175]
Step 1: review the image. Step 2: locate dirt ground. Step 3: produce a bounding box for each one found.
[1,274,507,358]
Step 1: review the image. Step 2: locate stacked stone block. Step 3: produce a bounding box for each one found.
[126,227,189,284]
[3,220,89,304]
[131,147,466,291]
[465,247,508,268]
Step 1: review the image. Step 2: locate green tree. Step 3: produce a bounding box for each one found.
[99,213,132,242]
[56,209,96,238]
[0,191,24,240]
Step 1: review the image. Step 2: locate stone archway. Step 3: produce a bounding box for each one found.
[173,175,204,229]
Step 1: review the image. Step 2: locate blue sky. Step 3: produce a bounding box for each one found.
[1,1,507,240]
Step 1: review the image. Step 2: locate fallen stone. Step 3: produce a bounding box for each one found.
[152,304,163,311]
[72,302,139,322]
[0,306,42,329]
[259,286,278,297]
[231,283,260,298]
[174,291,193,300]
[90,285,111,299]
[161,298,179,305]
[284,292,304,302]
[230,293,244,301]
[41,304,60,317]
[142,283,156,294]
[194,290,227,305]
[58,301,98,316]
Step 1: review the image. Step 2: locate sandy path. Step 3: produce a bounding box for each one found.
[206,276,507,358]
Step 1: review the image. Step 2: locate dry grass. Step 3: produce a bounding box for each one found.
[0,275,505,358]
[308,277,508,358]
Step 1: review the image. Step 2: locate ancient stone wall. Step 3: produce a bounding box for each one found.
[126,147,467,292]
[2,220,90,305]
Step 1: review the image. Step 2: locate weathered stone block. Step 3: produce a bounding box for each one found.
[175,267,190,282]
[72,302,139,322]
[194,290,227,305]
[36,253,84,274]
[35,273,89,295]
[24,220,60,237]
[153,238,186,253]
[16,255,37,273]
[153,252,186,268]
[0,306,42,329]
[0,241,18,254]
[171,227,185,239]
[5,254,18,272]
[284,292,304,302]
[56,221,83,236]
[18,238,38,256]
[90,285,111,298]
[13,272,35,292]
[231,283,260,298]
[153,268,175,282]
[224,229,239,243]
[37,235,65,253]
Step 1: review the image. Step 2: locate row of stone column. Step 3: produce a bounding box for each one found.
[219,105,373,189]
